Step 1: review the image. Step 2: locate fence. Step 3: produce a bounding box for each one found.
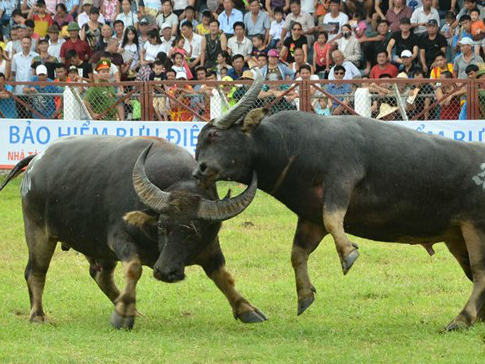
[2,78,485,121]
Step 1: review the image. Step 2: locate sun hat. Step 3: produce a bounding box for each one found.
[376,103,398,120]
[67,22,81,31]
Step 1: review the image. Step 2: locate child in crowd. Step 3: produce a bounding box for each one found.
[470,8,485,55]
[268,7,285,49]
[179,6,198,30]
[196,10,211,35]
[149,59,168,120]
[349,10,366,39]
[315,96,332,115]
[171,51,190,79]
[313,31,331,74]
[170,36,193,79]
[249,34,268,68]
[28,0,53,39]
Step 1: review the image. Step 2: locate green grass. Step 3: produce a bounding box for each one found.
[1,178,485,363]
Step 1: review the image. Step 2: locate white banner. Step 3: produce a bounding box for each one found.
[1,119,485,169]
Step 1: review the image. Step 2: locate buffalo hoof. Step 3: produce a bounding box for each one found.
[29,315,45,324]
[297,293,315,316]
[342,249,360,275]
[443,319,470,332]
[110,311,135,330]
[237,308,268,324]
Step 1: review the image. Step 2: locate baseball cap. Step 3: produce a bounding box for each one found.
[161,23,171,30]
[36,65,48,75]
[401,50,412,58]
[140,17,149,25]
[459,37,475,46]
[268,49,279,57]
[176,72,187,79]
[67,65,78,73]
[427,19,438,27]
[83,0,93,5]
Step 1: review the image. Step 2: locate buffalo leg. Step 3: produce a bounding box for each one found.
[444,239,472,282]
[24,221,57,323]
[199,241,267,323]
[445,222,485,331]
[86,257,120,303]
[322,183,360,275]
[291,218,326,315]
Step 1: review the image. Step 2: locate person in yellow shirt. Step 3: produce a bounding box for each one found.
[27,0,53,39]
[195,10,211,35]
[430,52,453,79]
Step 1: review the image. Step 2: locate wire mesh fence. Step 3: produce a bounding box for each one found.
[0,79,483,121]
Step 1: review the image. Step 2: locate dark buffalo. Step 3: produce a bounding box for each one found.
[0,136,266,330]
[193,70,485,330]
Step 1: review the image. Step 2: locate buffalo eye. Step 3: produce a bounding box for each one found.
[208,130,219,140]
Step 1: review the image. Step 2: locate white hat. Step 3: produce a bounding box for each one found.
[176,72,187,79]
[161,23,171,30]
[401,50,412,58]
[36,64,48,75]
[376,103,398,120]
[459,37,475,46]
[396,72,409,79]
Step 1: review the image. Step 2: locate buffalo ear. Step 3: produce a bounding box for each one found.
[240,108,269,134]
[123,210,157,228]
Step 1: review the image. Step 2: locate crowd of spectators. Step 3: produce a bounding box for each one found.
[0,0,484,120]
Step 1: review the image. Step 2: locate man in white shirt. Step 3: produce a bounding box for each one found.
[410,0,439,35]
[160,23,174,55]
[77,0,105,28]
[11,37,38,93]
[328,50,361,80]
[227,21,252,62]
[218,0,243,36]
[322,0,349,41]
[181,21,203,69]
[47,25,65,60]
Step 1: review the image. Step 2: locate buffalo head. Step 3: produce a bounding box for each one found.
[194,69,267,185]
[127,145,257,283]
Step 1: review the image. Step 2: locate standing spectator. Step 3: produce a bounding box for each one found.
[227,53,248,79]
[370,48,398,78]
[53,4,74,28]
[200,18,227,68]
[0,72,17,118]
[328,49,361,79]
[218,0,243,37]
[28,0,53,39]
[96,24,113,52]
[24,64,62,118]
[244,0,270,44]
[268,7,285,49]
[65,49,93,80]
[261,48,294,79]
[149,59,168,120]
[332,23,361,67]
[361,19,391,75]
[470,8,485,55]
[181,20,203,69]
[116,0,138,29]
[282,0,315,44]
[60,22,93,63]
[227,21,252,62]
[156,0,178,36]
[78,0,106,29]
[100,0,119,25]
[325,64,351,115]
[385,0,413,32]
[430,51,453,78]
[410,0,439,35]
[419,19,446,75]
[112,19,125,44]
[47,24,65,60]
[170,38,193,79]
[0,0,18,37]
[81,7,103,49]
[32,37,58,79]
[453,37,483,79]
[453,15,473,56]
[280,21,307,63]
[386,17,419,66]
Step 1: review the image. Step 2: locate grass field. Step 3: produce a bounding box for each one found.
[1,177,485,363]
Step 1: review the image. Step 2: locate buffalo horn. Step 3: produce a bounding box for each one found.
[212,69,264,129]
[132,144,170,212]
[197,172,258,221]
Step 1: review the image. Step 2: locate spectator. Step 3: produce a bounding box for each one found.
[227,21,252,62]
[386,17,419,66]
[84,59,123,120]
[441,11,455,51]
[280,21,308,63]
[0,0,18,37]
[398,49,414,75]
[372,0,390,31]
[100,0,119,25]
[227,53,248,80]
[0,47,9,79]
[288,47,309,75]
[266,0,290,18]
[328,49,361,79]
[47,24,65,60]
[332,23,361,67]
[156,0,178,36]
[53,3,74,28]
[138,17,150,47]
[11,36,38,95]
[257,53,267,69]
[119,25,140,75]
[12,24,37,54]
[282,0,315,45]
[244,0,270,43]
[321,0,347,42]
[193,66,208,120]
[173,0,189,19]
[407,67,434,120]
[249,34,268,66]
[139,0,162,25]
[361,19,391,75]
[81,7,103,49]
[168,72,194,121]
[325,65,351,115]
[5,26,18,59]
[196,10,211,36]
[370,48,398,78]
[78,0,105,29]
[180,6,199,30]
[27,0,53,39]
[268,6,285,49]
[112,19,125,44]
[140,28,164,69]
[436,71,461,120]
[54,62,66,81]
[24,64,62,118]
[419,19,446,75]
[170,39,193,79]
[261,48,294,79]
[158,23,174,55]
[215,50,232,75]
[32,37,57,79]
[116,0,138,30]
[0,72,17,118]
[60,22,92,63]
[64,0,79,18]
[65,49,93,80]
[313,31,332,75]
[453,37,483,79]
[410,0,439,35]
[385,0,413,32]
[96,24,113,52]
[314,96,332,115]
[218,0,243,37]
[149,59,168,120]
[430,52,453,78]
[181,21,203,69]
[470,8,485,55]
[453,0,485,29]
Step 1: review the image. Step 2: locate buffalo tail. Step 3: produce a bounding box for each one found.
[0,155,37,192]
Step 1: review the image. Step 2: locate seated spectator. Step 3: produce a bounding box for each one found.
[119,25,140,76]
[116,0,138,29]
[93,38,123,68]
[430,52,453,79]
[160,23,175,55]
[398,50,414,75]
[260,48,294,80]
[360,19,391,75]
[24,64,62,119]
[54,62,66,81]
[288,47,312,76]
[281,0,315,46]
[112,19,125,44]
[313,31,332,75]
[78,0,105,29]
[140,29,164,70]
[150,60,168,120]
[81,7,103,49]
[227,53,248,80]
[32,37,58,79]
[385,0,413,32]
[200,19,227,68]
[100,0,119,26]
[436,71,461,120]
[314,96,332,115]
[196,10,212,36]
[453,0,485,29]
[280,21,308,63]
[244,0,270,43]
[216,50,232,75]
[156,0,178,36]
[181,20,203,70]
[370,48,398,78]
[418,19,446,75]
[53,3,73,28]
[168,72,194,121]
[328,49,361,80]
[227,21,252,62]
[60,22,92,63]
[406,67,435,120]
[218,0,243,38]
[322,0,347,42]
[325,65,351,115]
[171,49,193,79]
[65,49,93,80]
[268,7,285,49]
[386,17,418,66]
[410,0,439,36]
[331,23,361,67]
[372,0,390,30]
[179,6,199,31]
[47,24,65,60]
[28,0,53,39]
[257,53,268,69]
[249,34,268,68]
[0,73,18,118]
[453,37,484,79]
[83,60,123,120]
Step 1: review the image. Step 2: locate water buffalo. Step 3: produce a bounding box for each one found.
[193,70,485,330]
[0,136,266,330]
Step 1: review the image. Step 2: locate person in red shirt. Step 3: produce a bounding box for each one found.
[60,22,93,63]
[370,48,398,79]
